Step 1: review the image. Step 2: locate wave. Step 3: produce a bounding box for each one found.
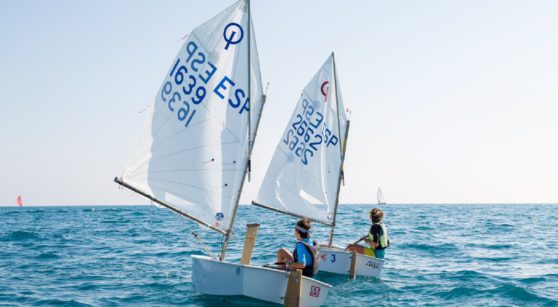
[31,299,92,306]
[36,252,61,260]
[1,204,557,305]
[398,242,460,254]
[493,283,555,304]
[1,230,40,241]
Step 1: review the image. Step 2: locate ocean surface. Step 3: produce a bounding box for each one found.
[1,204,557,306]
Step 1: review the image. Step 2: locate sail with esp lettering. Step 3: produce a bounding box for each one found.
[255,54,348,224]
[119,0,264,233]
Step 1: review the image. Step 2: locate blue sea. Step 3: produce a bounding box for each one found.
[1,204,557,306]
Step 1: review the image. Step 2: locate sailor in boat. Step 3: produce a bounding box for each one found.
[275,218,320,277]
[346,208,390,259]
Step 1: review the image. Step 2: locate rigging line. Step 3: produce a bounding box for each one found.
[177,93,243,145]
[174,115,213,130]
[149,119,210,153]
[192,232,217,259]
[137,105,151,114]
[149,117,237,154]
[150,109,176,141]
[149,95,169,119]
[150,128,232,157]
[150,91,221,142]
[149,168,243,174]
[197,103,242,143]
[180,102,241,143]
[149,179,217,193]
[148,111,243,159]
[149,199,153,226]
[149,141,241,164]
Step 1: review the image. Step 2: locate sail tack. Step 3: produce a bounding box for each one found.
[256,54,348,225]
[121,0,264,232]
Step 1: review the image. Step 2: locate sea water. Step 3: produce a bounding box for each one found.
[1,204,557,306]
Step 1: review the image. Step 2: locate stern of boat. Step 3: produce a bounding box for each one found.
[319,247,385,277]
[191,255,331,305]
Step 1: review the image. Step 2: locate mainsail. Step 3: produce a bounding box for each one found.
[117,0,264,235]
[255,54,348,225]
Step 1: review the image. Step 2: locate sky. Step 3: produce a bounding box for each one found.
[1,0,557,205]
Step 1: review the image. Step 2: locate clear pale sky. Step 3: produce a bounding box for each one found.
[1,0,557,205]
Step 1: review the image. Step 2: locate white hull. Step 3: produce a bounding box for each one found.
[319,246,385,278]
[192,255,331,306]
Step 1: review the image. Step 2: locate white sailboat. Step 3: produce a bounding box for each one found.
[115,0,330,305]
[377,187,386,205]
[253,54,384,278]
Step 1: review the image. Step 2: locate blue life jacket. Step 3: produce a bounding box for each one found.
[292,239,320,277]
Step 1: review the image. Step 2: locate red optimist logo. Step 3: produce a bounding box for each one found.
[309,286,321,297]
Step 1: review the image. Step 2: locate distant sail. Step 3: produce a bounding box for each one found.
[377,187,386,205]
[256,54,348,225]
[17,195,23,207]
[120,0,264,232]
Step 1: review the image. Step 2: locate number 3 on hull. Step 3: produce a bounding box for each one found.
[319,246,385,278]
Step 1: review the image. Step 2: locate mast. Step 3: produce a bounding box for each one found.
[328,53,348,247]
[247,0,253,182]
[220,0,254,261]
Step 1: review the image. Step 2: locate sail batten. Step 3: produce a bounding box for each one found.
[120,0,264,235]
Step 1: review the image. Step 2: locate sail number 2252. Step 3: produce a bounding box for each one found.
[282,98,338,165]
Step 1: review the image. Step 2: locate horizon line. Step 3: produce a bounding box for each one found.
[1,202,557,207]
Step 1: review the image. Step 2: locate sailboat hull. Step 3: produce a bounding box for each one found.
[319,246,385,277]
[192,255,331,305]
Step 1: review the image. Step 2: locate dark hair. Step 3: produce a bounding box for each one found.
[370,208,384,224]
[296,218,312,239]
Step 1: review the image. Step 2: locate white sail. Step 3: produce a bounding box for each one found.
[377,187,386,205]
[121,0,264,233]
[256,54,348,224]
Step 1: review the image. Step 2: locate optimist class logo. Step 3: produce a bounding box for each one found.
[320,81,329,103]
[223,22,244,50]
[309,285,321,297]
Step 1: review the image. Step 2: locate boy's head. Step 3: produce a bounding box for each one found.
[295,218,312,239]
[369,208,384,224]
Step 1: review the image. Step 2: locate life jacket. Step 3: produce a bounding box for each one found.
[292,240,320,277]
[368,223,389,249]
